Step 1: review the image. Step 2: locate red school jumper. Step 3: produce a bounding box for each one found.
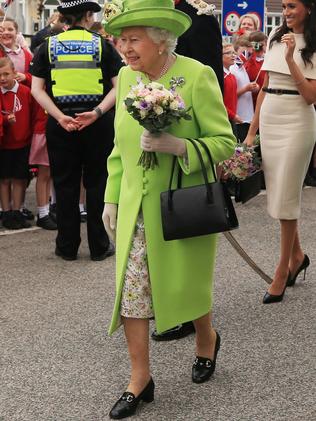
[0,82,34,150]
[223,69,238,121]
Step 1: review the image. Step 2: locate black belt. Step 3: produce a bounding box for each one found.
[59,106,92,114]
[262,87,299,95]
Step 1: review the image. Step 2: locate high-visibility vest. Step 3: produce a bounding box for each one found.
[48,30,103,105]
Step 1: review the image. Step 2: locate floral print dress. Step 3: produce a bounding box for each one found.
[120,214,154,318]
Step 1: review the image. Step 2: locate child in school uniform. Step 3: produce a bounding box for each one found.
[230,38,259,142]
[0,17,34,219]
[222,43,243,137]
[0,57,35,229]
[0,17,32,87]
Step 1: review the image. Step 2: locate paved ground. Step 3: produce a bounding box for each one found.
[0,182,315,421]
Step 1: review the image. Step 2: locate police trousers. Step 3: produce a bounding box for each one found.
[46,112,114,258]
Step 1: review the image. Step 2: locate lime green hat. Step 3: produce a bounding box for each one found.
[103,0,192,37]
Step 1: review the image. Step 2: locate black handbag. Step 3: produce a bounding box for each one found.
[235,170,263,204]
[160,138,239,241]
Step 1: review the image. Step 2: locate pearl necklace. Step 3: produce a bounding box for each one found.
[185,0,216,15]
[148,54,175,81]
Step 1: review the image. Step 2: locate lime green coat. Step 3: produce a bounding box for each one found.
[105,55,236,335]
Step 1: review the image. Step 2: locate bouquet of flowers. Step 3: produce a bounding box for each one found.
[221,144,261,181]
[221,142,262,203]
[124,77,191,170]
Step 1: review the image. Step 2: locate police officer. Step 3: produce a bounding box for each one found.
[31,0,123,261]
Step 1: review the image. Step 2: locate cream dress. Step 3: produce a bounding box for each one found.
[260,32,316,219]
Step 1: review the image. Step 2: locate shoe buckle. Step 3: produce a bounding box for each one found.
[126,394,134,403]
[205,360,212,368]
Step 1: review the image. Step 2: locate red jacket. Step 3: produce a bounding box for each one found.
[223,71,237,121]
[244,53,266,106]
[0,83,35,149]
[0,47,32,87]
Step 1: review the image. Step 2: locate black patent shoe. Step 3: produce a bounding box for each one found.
[11,210,31,229]
[287,254,310,287]
[36,215,57,230]
[263,272,291,304]
[262,288,286,304]
[192,331,221,384]
[21,207,34,221]
[151,321,195,341]
[109,378,155,419]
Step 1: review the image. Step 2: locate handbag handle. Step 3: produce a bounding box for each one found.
[177,138,218,188]
[167,138,214,209]
[194,139,218,182]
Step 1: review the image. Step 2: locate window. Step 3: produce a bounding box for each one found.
[41,0,59,28]
[266,14,282,35]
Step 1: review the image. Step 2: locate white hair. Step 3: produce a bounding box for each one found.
[145,27,178,54]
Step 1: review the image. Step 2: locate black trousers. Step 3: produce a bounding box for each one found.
[46,112,114,257]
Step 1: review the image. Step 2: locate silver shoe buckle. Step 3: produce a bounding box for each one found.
[126,394,134,403]
[205,360,212,368]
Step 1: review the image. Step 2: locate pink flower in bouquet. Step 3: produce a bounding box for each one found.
[221,144,261,181]
[124,77,191,170]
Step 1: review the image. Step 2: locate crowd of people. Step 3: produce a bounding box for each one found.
[0,2,315,234]
[1,0,316,419]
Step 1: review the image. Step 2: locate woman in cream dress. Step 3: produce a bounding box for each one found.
[245,0,316,303]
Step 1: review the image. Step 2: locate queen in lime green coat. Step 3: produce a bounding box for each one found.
[103,1,236,417]
[106,54,236,335]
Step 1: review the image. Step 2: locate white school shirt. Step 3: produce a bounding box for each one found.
[230,63,254,124]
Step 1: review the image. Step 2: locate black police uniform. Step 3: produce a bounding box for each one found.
[30,28,123,259]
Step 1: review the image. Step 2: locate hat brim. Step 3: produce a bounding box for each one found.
[58,3,101,14]
[104,8,192,37]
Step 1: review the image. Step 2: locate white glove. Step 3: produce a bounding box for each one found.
[140,129,187,156]
[102,203,117,242]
